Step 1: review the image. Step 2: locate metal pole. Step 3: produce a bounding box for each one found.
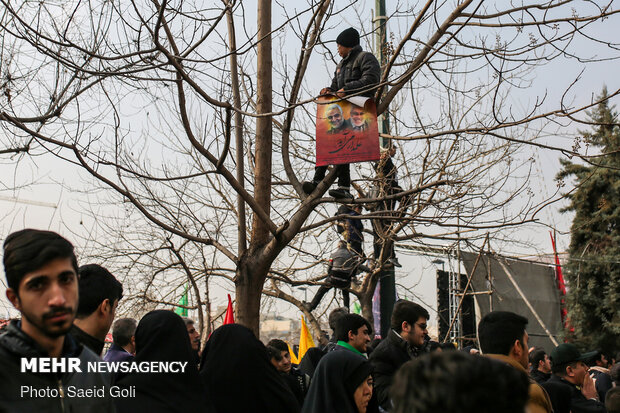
[374,0,389,148]
[373,0,396,339]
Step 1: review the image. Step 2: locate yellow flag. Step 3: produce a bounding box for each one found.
[298,316,315,362]
[287,342,299,365]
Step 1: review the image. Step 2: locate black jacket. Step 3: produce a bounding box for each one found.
[282,367,310,406]
[530,368,551,385]
[589,367,613,403]
[0,320,115,413]
[70,324,105,356]
[541,375,606,413]
[328,45,380,98]
[368,330,420,410]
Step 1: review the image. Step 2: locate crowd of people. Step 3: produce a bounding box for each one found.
[0,229,620,413]
[1,27,619,413]
[1,228,619,413]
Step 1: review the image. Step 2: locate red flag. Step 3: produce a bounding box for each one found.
[550,232,573,333]
[223,294,235,325]
[550,232,566,295]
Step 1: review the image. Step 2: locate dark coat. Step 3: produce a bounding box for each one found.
[200,324,300,413]
[328,45,381,98]
[542,375,606,413]
[103,343,134,363]
[374,156,399,189]
[329,244,369,276]
[336,205,364,245]
[530,368,551,385]
[589,367,613,403]
[0,320,115,413]
[368,329,419,410]
[70,324,105,356]
[282,367,310,406]
[115,310,208,413]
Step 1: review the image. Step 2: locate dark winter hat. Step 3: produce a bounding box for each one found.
[550,343,598,366]
[336,28,360,48]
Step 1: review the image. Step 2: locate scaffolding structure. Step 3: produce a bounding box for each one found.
[448,270,461,344]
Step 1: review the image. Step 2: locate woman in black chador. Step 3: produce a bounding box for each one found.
[302,349,378,413]
[199,324,300,413]
[115,310,209,413]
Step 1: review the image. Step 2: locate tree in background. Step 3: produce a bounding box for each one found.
[557,88,620,354]
[1,1,619,339]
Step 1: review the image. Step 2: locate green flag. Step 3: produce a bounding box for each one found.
[175,284,188,317]
[352,301,362,315]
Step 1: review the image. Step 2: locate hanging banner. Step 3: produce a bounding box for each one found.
[315,95,380,166]
[372,283,381,339]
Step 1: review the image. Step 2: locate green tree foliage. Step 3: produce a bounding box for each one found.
[557,88,620,354]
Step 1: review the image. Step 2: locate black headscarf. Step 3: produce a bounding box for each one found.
[115,310,209,413]
[298,346,326,378]
[199,324,300,413]
[301,349,375,413]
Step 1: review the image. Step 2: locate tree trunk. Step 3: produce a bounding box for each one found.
[235,255,268,337]
[236,0,272,338]
[251,0,272,246]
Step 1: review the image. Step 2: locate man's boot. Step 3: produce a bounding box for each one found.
[302,181,318,195]
[329,186,353,200]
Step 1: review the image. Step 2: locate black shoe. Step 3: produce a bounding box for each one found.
[329,188,353,200]
[387,257,402,268]
[302,181,317,195]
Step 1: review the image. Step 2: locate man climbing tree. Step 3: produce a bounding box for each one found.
[303,27,381,200]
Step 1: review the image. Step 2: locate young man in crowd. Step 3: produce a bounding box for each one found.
[542,343,606,413]
[103,317,136,363]
[267,338,310,405]
[369,300,430,410]
[478,311,552,413]
[298,307,349,378]
[332,313,372,356]
[71,263,123,355]
[0,229,115,412]
[588,351,613,403]
[530,348,552,384]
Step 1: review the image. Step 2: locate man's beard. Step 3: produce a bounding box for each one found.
[22,306,75,338]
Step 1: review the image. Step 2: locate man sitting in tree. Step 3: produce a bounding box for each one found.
[303,27,380,200]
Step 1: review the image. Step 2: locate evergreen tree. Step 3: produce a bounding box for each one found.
[557,88,620,354]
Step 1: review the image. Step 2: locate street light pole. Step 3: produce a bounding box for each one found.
[373,0,396,339]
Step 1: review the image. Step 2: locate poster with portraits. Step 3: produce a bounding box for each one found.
[315,95,380,166]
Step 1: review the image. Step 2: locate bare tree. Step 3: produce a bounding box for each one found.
[1,0,619,338]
